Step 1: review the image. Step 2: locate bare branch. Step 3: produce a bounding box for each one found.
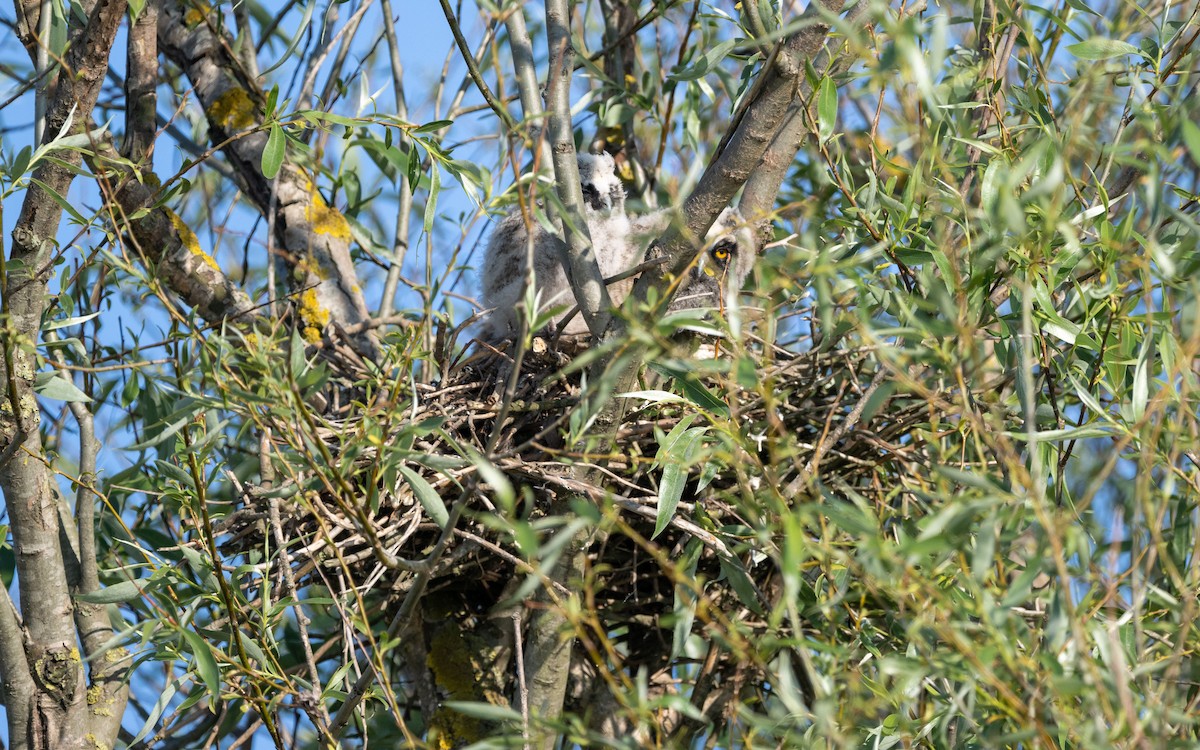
[439,0,519,132]
[158,0,378,357]
[123,0,159,164]
[544,0,612,337]
[2,0,129,743]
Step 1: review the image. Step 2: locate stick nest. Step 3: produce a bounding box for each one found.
[215,334,933,713]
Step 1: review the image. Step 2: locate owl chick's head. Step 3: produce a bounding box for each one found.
[695,207,756,290]
[665,207,757,311]
[576,152,625,215]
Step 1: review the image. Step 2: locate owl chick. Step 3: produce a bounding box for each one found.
[479,152,637,341]
[630,206,757,312]
[671,206,757,311]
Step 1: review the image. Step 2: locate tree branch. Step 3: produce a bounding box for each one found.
[739,0,873,224]
[157,0,378,357]
[46,333,132,748]
[122,0,158,164]
[544,0,612,338]
[2,0,129,744]
[440,0,519,132]
[377,0,413,313]
[503,4,555,169]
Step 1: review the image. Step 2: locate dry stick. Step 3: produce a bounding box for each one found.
[513,609,531,749]
[262,480,335,740]
[327,482,477,739]
[803,367,887,478]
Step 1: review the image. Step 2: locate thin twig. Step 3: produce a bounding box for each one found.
[438,0,518,132]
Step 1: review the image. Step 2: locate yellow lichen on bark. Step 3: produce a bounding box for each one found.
[87,679,117,717]
[297,288,330,343]
[304,184,352,241]
[207,87,256,132]
[165,209,221,273]
[426,625,485,748]
[183,2,212,26]
[294,257,330,282]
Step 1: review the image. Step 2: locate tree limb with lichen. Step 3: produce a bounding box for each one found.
[156,0,378,356]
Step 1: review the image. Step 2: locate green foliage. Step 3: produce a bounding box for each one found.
[2,0,1199,747]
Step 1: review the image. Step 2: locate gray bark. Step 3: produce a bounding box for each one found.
[2,0,132,745]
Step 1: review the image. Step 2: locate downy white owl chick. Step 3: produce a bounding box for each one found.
[671,206,757,310]
[575,152,638,314]
[630,206,757,311]
[479,152,635,341]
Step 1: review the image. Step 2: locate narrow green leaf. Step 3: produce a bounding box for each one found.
[264,84,280,117]
[620,389,689,405]
[398,465,449,527]
[719,557,765,616]
[261,0,316,76]
[128,680,178,746]
[1068,38,1140,60]
[653,414,698,470]
[1130,332,1151,422]
[30,177,89,226]
[75,579,144,604]
[414,119,453,133]
[43,311,102,331]
[423,164,440,235]
[261,124,285,179]
[127,417,190,451]
[11,145,32,178]
[1004,423,1119,441]
[654,428,704,539]
[654,463,686,539]
[674,373,730,416]
[1181,120,1200,169]
[34,372,91,403]
[821,496,877,536]
[817,75,838,142]
[670,539,703,660]
[466,448,514,511]
[180,629,221,700]
[443,701,523,722]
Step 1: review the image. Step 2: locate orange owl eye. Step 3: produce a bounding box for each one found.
[711,242,734,265]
